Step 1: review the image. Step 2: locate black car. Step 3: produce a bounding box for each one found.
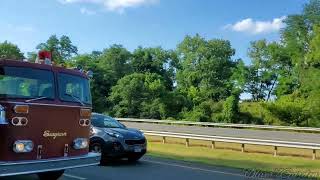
[89,113,147,164]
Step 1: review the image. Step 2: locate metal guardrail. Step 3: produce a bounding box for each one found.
[117,118,320,133]
[143,130,320,160]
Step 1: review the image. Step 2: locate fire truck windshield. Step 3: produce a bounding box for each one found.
[58,73,92,105]
[0,66,54,99]
[0,66,91,105]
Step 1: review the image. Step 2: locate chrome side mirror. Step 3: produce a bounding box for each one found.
[86,70,93,78]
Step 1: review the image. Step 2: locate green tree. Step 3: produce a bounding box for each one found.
[247,39,296,100]
[161,91,188,119]
[26,52,37,62]
[181,100,224,122]
[230,59,249,93]
[131,47,178,90]
[306,25,320,67]
[36,35,78,63]
[98,44,132,82]
[247,40,279,101]
[109,73,167,119]
[281,0,320,66]
[59,35,78,60]
[267,94,310,126]
[177,34,236,104]
[0,41,24,60]
[222,95,239,123]
[260,0,320,126]
[70,45,132,113]
[282,15,309,65]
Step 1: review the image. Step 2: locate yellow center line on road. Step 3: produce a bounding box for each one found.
[64,173,87,180]
[142,159,269,179]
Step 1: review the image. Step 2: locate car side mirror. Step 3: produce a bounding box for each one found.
[120,123,126,128]
[86,70,93,78]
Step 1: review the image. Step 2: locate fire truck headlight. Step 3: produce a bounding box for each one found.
[13,140,34,153]
[73,138,88,150]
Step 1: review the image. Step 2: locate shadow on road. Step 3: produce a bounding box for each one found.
[0,175,37,180]
[0,160,145,180]
[100,158,146,167]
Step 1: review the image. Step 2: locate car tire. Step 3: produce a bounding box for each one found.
[89,139,110,165]
[128,154,143,162]
[37,170,65,180]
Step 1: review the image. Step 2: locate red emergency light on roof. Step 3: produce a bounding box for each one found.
[38,50,51,60]
[36,50,52,65]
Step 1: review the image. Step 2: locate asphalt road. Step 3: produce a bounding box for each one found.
[0,156,259,180]
[122,122,320,143]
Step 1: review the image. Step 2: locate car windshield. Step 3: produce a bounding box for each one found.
[58,73,92,105]
[0,66,54,99]
[91,115,124,128]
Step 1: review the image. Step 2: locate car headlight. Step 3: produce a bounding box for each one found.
[91,127,102,134]
[13,140,34,153]
[106,132,123,138]
[73,138,89,149]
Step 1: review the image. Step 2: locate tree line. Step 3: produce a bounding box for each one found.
[1,0,320,127]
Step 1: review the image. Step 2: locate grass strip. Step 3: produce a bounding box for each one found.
[147,141,320,178]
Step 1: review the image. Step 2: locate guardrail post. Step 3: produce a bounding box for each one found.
[313,149,316,160]
[186,138,190,147]
[241,144,245,153]
[162,136,166,144]
[211,141,215,149]
[274,146,277,157]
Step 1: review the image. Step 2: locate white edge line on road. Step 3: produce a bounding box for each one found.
[63,173,87,180]
[142,159,264,179]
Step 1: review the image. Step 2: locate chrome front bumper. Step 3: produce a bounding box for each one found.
[0,152,101,177]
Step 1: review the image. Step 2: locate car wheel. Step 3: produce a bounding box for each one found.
[90,142,102,153]
[37,170,65,180]
[128,154,143,162]
[89,140,110,165]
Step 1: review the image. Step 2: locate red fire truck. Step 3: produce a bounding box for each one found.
[0,52,100,179]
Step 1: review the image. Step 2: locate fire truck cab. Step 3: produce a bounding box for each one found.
[0,57,100,179]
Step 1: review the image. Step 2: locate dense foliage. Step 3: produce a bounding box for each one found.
[1,0,319,127]
[0,41,24,60]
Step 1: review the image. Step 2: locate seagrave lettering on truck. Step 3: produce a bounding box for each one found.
[43,130,68,139]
